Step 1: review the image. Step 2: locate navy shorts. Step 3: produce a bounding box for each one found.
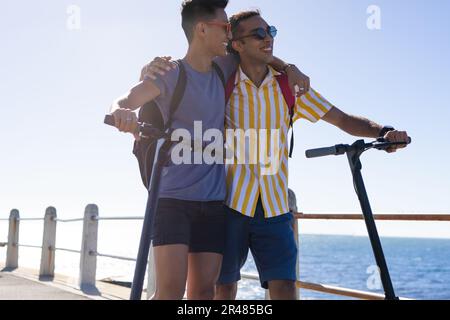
[217,198,298,289]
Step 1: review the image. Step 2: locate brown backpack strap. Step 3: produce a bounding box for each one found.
[166,60,187,130]
[212,62,226,88]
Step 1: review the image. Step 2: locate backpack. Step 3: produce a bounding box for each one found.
[224,71,296,158]
[134,60,226,189]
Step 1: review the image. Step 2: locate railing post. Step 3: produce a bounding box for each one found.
[79,204,99,290]
[6,210,20,269]
[39,207,57,278]
[288,188,301,300]
[146,245,156,300]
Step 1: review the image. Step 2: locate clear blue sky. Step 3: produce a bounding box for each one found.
[1,0,449,238]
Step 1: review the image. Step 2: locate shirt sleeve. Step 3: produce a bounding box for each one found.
[143,65,180,124]
[144,65,180,101]
[293,88,334,123]
[213,54,239,81]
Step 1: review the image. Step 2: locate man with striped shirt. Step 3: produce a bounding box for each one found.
[215,10,409,300]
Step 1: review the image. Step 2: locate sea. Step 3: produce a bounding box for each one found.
[1,220,449,300]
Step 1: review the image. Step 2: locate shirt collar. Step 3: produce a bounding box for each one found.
[236,65,281,87]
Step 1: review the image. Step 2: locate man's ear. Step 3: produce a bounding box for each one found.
[231,40,243,54]
[195,22,207,39]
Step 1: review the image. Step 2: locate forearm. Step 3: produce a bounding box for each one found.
[340,114,383,138]
[110,94,139,113]
[110,81,160,113]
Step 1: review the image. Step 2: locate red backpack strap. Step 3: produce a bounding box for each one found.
[275,74,295,111]
[225,71,237,105]
[275,74,296,158]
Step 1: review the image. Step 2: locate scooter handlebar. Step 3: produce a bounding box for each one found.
[104,114,116,127]
[377,137,412,144]
[306,137,412,159]
[104,114,169,140]
[305,146,339,159]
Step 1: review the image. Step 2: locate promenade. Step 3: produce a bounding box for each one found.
[0,271,89,300]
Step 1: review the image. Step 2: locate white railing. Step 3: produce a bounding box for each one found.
[2,200,450,300]
[0,202,296,299]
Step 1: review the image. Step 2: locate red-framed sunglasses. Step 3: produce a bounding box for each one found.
[204,20,232,34]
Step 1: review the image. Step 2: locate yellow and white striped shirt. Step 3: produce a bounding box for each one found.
[225,66,334,218]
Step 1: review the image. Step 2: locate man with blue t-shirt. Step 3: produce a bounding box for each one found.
[109,0,308,300]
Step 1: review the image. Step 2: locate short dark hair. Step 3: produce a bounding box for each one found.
[227,9,261,55]
[181,0,229,43]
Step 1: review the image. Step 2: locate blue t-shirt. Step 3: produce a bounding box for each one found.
[150,57,236,202]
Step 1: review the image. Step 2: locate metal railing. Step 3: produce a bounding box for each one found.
[2,202,449,300]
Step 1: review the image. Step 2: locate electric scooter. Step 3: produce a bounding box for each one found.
[305,137,412,300]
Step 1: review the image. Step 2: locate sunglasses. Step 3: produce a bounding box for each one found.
[234,26,278,41]
[204,20,232,34]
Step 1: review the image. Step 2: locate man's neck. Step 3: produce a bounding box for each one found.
[239,57,269,88]
[184,42,215,73]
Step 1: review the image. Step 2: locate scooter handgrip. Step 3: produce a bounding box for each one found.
[305,146,338,159]
[377,137,412,144]
[104,115,116,127]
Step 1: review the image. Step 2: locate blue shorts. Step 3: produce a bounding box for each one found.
[217,198,298,289]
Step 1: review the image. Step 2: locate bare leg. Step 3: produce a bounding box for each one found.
[187,253,223,300]
[268,280,297,300]
[152,244,189,300]
[215,282,238,300]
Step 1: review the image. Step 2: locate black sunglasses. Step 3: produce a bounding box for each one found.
[234,26,278,41]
